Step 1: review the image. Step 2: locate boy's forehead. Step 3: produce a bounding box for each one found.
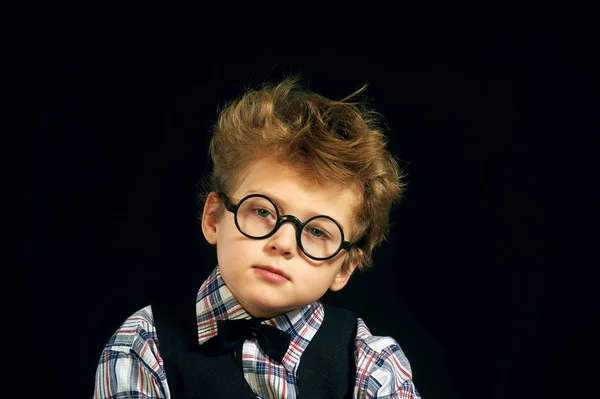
[242,186,358,212]
[231,158,361,218]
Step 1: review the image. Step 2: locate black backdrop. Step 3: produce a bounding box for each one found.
[20,2,597,399]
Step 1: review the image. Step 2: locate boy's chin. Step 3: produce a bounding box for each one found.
[242,298,294,319]
[244,305,288,319]
[239,293,302,319]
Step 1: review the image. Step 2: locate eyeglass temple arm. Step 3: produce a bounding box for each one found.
[219,193,238,212]
[340,241,353,250]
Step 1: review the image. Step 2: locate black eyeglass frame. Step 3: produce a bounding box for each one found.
[220,193,355,261]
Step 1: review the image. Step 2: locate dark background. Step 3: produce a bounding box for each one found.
[19,2,597,399]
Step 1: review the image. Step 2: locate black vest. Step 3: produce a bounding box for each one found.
[151,291,357,398]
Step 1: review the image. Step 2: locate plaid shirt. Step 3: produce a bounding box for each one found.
[93,267,421,398]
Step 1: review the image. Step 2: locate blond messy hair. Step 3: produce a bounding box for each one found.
[200,76,406,272]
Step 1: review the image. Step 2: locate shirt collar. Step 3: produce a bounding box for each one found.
[195,266,324,368]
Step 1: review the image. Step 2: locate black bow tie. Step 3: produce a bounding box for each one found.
[216,318,291,364]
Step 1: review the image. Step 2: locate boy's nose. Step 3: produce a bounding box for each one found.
[267,222,298,258]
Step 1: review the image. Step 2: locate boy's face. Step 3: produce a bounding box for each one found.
[202,158,360,318]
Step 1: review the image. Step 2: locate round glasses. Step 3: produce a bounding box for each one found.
[221,193,354,261]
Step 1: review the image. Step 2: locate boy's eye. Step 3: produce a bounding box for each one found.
[309,228,327,239]
[255,208,273,218]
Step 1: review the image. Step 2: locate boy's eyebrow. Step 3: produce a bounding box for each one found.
[242,189,351,235]
[243,189,289,212]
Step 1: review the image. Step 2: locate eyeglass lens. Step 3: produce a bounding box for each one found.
[235,196,343,259]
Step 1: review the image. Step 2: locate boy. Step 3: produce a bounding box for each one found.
[93,77,422,398]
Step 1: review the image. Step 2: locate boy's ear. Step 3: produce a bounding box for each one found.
[329,249,363,292]
[201,192,222,245]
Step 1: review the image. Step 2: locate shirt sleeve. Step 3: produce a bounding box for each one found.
[353,318,422,399]
[93,306,170,399]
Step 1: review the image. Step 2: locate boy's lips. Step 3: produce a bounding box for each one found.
[252,265,291,281]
